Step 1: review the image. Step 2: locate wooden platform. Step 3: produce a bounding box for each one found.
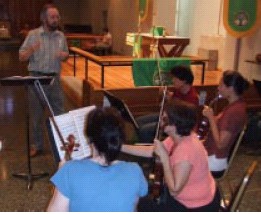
[61,50,223,108]
[68,47,211,87]
[62,53,222,89]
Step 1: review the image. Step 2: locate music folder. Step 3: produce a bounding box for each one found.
[103,90,139,130]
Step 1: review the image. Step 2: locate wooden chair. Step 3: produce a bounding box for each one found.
[223,160,258,211]
[214,125,247,207]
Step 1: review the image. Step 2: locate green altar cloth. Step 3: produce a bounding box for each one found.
[132,58,190,86]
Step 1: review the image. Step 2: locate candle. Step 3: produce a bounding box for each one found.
[138,13,141,33]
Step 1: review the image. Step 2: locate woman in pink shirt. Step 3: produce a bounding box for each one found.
[122,100,220,211]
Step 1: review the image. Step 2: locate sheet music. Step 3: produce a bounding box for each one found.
[69,105,96,152]
[50,105,96,160]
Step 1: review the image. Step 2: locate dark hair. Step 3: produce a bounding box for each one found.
[40,4,59,22]
[170,65,194,85]
[222,70,250,95]
[165,100,197,136]
[86,107,125,165]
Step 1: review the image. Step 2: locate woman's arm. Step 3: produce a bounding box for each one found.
[169,161,191,196]
[154,139,192,197]
[203,106,232,149]
[46,188,69,212]
[121,144,154,158]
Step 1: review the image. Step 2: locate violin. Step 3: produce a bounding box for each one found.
[149,86,167,203]
[197,94,221,141]
[50,117,78,161]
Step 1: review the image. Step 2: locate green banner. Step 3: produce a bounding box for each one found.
[224,0,261,37]
[132,58,190,86]
[228,0,256,31]
[139,0,147,18]
[139,0,149,21]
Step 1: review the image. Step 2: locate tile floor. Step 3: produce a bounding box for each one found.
[0,48,260,212]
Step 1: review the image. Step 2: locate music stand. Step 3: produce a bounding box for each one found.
[103,90,139,130]
[0,76,53,190]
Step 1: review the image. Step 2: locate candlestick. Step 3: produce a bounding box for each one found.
[138,13,141,34]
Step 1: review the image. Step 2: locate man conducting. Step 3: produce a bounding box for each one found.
[19,4,69,157]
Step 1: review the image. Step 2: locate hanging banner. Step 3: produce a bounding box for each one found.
[139,0,150,22]
[223,0,261,38]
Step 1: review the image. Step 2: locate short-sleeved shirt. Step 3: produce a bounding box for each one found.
[19,26,69,74]
[163,133,216,208]
[51,159,148,212]
[172,86,199,106]
[204,99,247,158]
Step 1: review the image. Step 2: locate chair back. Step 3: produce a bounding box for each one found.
[216,125,247,180]
[226,125,247,175]
[228,160,258,212]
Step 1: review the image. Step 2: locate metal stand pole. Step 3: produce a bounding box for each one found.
[12,83,49,190]
[233,38,242,71]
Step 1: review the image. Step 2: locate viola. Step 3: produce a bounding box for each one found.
[197,94,221,141]
[149,86,167,203]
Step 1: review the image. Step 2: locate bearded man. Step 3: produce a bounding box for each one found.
[19,4,69,157]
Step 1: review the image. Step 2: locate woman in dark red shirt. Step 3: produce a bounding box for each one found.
[136,65,198,143]
[203,70,249,177]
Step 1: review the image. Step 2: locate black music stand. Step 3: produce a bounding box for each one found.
[0,76,53,190]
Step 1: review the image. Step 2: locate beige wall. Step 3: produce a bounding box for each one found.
[107,0,137,54]
[76,0,137,55]
[153,0,176,35]
[54,0,81,24]
[236,28,261,81]
[79,0,109,34]
[180,0,260,80]
[54,0,261,79]
[78,0,92,26]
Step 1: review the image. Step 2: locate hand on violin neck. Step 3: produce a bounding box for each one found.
[153,139,168,161]
[202,105,214,119]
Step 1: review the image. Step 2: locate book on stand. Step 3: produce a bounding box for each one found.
[49,105,96,160]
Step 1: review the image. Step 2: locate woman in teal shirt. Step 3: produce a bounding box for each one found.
[47,107,148,212]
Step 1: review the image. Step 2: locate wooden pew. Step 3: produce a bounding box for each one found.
[83,80,261,114]
[83,79,161,117]
[82,80,223,116]
[62,77,261,116]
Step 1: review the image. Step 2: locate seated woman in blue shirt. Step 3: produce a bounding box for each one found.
[47,107,148,212]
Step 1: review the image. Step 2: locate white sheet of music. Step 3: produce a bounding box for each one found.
[50,105,96,160]
[69,105,96,158]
